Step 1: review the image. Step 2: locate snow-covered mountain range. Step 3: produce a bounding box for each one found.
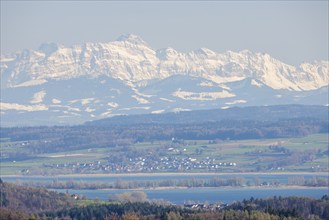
[1,34,328,126]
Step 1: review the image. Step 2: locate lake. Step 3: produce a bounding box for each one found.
[2,173,328,204]
[52,187,328,204]
[2,173,327,184]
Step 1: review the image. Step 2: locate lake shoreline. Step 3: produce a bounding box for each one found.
[2,171,328,178]
[95,185,329,191]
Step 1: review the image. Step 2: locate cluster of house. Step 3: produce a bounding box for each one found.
[41,155,237,173]
[184,202,229,211]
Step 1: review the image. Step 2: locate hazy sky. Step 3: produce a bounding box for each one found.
[1,1,328,65]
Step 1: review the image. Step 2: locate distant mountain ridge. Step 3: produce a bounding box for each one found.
[1,34,328,90]
[1,34,328,126]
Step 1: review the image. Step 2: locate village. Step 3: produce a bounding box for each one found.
[42,153,237,174]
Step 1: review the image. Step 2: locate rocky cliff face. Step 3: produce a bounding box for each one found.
[1,34,328,126]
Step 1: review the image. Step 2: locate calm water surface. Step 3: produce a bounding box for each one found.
[3,174,328,204]
[3,173,327,184]
[52,187,328,204]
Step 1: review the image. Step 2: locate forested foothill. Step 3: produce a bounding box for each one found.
[86,105,329,126]
[1,105,328,175]
[1,180,328,220]
[1,117,327,154]
[0,179,74,217]
[1,106,328,152]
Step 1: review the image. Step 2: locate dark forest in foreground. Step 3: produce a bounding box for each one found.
[1,180,328,220]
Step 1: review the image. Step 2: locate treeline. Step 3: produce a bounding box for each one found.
[1,180,328,220]
[288,176,329,187]
[1,117,327,155]
[2,198,329,220]
[48,202,189,220]
[45,195,329,220]
[87,105,329,126]
[16,176,329,190]
[16,176,249,190]
[229,195,329,220]
[0,208,40,220]
[0,180,74,214]
[41,195,329,220]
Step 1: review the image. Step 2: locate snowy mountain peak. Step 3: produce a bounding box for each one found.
[116,34,148,45]
[1,35,328,126]
[193,48,217,58]
[239,49,254,56]
[1,34,328,92]
[156,47,180,60]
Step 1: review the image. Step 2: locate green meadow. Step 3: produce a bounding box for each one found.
[1,133,328,175]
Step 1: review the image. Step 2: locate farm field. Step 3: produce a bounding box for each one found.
[1,133,328,175]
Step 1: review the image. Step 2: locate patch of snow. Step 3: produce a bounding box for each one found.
[107,102,119,108]
[69,98,94,105]
[225,100,247,105]
[199,81,215,87]
[81,98,94,106]
[1,102,48,111]
[173,89,235,100]
[68,99,79,104]
[132,95,149,104]
[0,57,15,62]
[60,111,81,117]
[101,111,112,117]
[221,106,230,109]
[30,90,46,104]
[160,98,175,103]
[130,86,154,98]
[219,84,232,91]
[251,79,263,87]
[52,99,61,104]
[172,108,191,112]
[85,107,96,112]
[13,79,48,88]
[151,110,165,114]
[120,106,150,111]
[58,111,81,118]
[207,75,246,84]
